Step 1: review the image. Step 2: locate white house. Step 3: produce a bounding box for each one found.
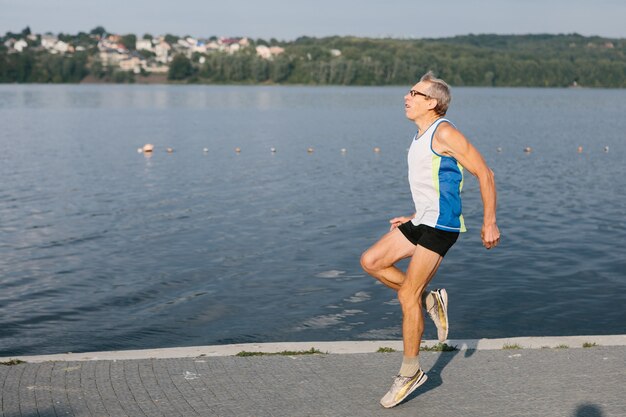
[256,45,285,60]
[119,56,144,74]
[136,39,153,51]
[206,41,220,51]
[143,63,169,73]
[256,45,271,59]
[177,38,193,48]
[52,40,72,54]
[99,50,125,66]
[228,43,240,54]
[155,41,171,63]
[41,35,58,50]
[14,39,28,52]
[269,46,285,56]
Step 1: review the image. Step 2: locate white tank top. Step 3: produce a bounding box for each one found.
[407,118,466,232]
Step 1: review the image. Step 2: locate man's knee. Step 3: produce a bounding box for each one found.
[398,286,423,311]
[360,250,378,273]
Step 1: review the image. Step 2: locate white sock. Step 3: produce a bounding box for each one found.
[399,356,421,377]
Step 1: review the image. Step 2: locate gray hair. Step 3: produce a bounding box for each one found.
[420,71,451,116]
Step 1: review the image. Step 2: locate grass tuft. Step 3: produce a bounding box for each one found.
[582,342,598,348]
[236,347,323,357]
[555,344,569,349]
[0,359,26,366]
[420,343,457,352]
[377,347,397,353]
[502,343,522,350]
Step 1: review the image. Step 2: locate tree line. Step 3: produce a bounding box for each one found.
[2,32,625,87]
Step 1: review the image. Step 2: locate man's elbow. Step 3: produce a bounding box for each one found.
[477,167,495,183]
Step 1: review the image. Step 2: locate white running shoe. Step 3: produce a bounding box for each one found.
[423,288,449,342]
[380,369,428,408]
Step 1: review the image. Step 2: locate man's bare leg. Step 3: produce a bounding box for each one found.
[398,245,443,357]
[378,245,443,409]
[360,228,416,290]
[361,230,446,351]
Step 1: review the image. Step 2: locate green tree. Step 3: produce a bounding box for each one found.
[168,54,193,80]
[90,26,106,37]
[120,34,137,51]
[164,34,179,45]
[140,50,156,59]
[269,56,292,83]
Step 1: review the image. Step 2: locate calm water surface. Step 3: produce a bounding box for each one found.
[1,84,625,356]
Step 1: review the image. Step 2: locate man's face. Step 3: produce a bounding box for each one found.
[404,81,433,120]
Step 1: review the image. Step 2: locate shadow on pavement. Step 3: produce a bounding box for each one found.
[573,404,605,417]
[406,348,460,402]
[464,347,477,357]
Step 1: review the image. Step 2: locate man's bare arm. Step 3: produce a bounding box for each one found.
[433,124,500,249]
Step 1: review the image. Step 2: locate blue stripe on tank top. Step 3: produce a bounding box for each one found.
[436,157,463,231]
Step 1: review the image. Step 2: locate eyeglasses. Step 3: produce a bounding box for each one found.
[409,89,430,99]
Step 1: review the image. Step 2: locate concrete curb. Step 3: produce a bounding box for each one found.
[2,334,625,363]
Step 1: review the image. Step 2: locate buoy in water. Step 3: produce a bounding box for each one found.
[374,147,381,153]
[340,148,347,154]
[604,146,609,152]
[235,147,241,153]
[142,144,154,153]
[270,147,277,153]
[203,147,209,153]
[524,147,532,153]
[577,146,583,153]
[167,147,174,153]
[307,147,314,153]
[497,147,502,153]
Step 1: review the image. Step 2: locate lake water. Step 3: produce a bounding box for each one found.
[1,84,625,356]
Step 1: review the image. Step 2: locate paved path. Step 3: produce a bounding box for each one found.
[1,343,625,417]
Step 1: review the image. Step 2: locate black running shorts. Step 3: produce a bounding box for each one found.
[398,221,459,257]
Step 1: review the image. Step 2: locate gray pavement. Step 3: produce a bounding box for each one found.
[1,344,625,417]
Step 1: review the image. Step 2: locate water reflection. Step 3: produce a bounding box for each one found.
[0,85,625,356]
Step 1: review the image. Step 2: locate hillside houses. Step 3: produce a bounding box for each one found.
[11,39,28,52]
[134,36,258,58]
[97,35,277,73]
[255,45,285,59]
[42,35,74,54]
[2,30,290,77]
[3,33,74,54]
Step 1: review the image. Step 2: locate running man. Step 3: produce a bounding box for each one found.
[360,71,500,408]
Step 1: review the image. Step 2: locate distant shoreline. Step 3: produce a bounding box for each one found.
[3,33,626,87]
[79,73,168,84]
[1,79,618,89]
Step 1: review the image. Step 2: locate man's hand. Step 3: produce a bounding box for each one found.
[481,223,500,249]
[389,216,413,231]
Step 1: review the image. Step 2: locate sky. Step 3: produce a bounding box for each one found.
[2,0,626,40]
